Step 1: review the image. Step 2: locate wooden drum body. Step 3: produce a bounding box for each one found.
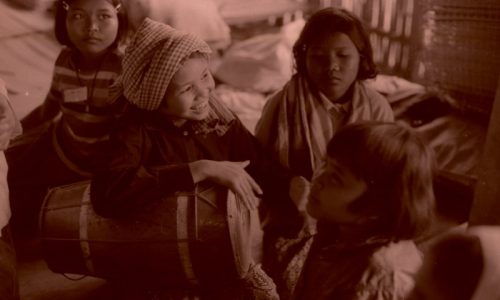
[39,181,263,287]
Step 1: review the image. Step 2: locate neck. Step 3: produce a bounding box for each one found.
[317,221,381,246]
[74,50,109,71]
[171,118,187,127]
[330,82,355,104]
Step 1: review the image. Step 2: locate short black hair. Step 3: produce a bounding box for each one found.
[326,122,436,240]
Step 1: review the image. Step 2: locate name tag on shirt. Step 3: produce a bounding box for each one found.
[63,87,87,103]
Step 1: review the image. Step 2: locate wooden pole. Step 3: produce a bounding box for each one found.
[469,74,500,225]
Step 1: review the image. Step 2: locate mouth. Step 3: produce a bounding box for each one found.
[326,76,342,83]
[191,101,209,114]
[85,37,101,44]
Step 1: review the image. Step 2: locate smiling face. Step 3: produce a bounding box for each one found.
[307,158,367,224]
[158,56,215,126]
[65,0,119,59]
[305,32,360,102]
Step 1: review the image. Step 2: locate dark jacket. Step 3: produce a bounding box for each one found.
[90,104,298,219]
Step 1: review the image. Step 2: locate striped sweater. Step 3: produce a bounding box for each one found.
[45,47,127,174]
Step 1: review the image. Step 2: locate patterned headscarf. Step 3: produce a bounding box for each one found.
[122,18,212,111]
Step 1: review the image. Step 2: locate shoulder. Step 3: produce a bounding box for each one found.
[52,48,77,79]
[262,75,300,111]
[262,88,286,115]
[355,81,394,121]
[357,81,389,106]
[356,241,422,299]
[54,47,74,65]
[255,79,291,133]
[112,106,149,138]
[105,49,124,67]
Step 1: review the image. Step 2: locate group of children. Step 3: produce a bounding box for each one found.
[0,1,494,299]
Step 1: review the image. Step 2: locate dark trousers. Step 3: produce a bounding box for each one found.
[0,226,19,300]
[6,126,84,238]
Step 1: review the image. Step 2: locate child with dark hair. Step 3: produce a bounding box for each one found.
[269,122,435,299]
[410,226,500,300]
[256,7,394,181]
[7,0,129,237]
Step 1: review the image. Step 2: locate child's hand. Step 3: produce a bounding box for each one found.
[289,176,310,212]
[189,160,262,210]
[0,94,18,150]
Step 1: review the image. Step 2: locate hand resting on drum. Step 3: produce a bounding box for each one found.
[190,160,262,210]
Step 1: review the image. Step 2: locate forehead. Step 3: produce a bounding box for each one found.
[307,32,357,52]
[67,0,115,10]
[169,56,208,87]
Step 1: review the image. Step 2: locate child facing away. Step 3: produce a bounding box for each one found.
[255,7,394,181]
[267,122,435,300]
[0,78,23,300]
[409,225,500,300]
[90,18,307,299]
[6,0,129,237]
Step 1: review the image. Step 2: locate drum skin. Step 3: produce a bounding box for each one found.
[39,180,262,288]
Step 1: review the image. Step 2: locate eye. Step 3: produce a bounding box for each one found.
[338,52,353,59]
[180,85,193,94]
[69,12,84,20]
[98,13,112,20]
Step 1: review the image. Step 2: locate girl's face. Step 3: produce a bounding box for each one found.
[307,158,367,224]
[65,0,119,58]
[159,56,215,126]
[305,32,360,102]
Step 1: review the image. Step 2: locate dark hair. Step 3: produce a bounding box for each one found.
[326,122,435,240]
[293,7,377,80]
[54,0,128,49]
[413,232,483,300]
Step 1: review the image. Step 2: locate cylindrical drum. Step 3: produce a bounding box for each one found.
[39,181,263,287]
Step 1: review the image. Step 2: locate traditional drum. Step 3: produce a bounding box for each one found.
[39,180,263,287]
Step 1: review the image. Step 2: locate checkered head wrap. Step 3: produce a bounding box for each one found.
[122,18,212,110]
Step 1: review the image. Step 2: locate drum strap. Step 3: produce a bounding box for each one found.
[79,185,96,274]
[176,192,198,284]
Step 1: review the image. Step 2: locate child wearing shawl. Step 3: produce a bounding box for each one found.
[90,18,307,299]
[255,8,394,181]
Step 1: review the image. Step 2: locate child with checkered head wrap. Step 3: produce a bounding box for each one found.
[91,18,309,299]
[121,18,234,134]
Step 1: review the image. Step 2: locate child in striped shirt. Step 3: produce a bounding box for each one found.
[6,0,129,238]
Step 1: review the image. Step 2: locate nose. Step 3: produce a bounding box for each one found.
[194,78,214,99]
[194,84,210,99]
[328,59,340,73]
[87,17,99,33]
